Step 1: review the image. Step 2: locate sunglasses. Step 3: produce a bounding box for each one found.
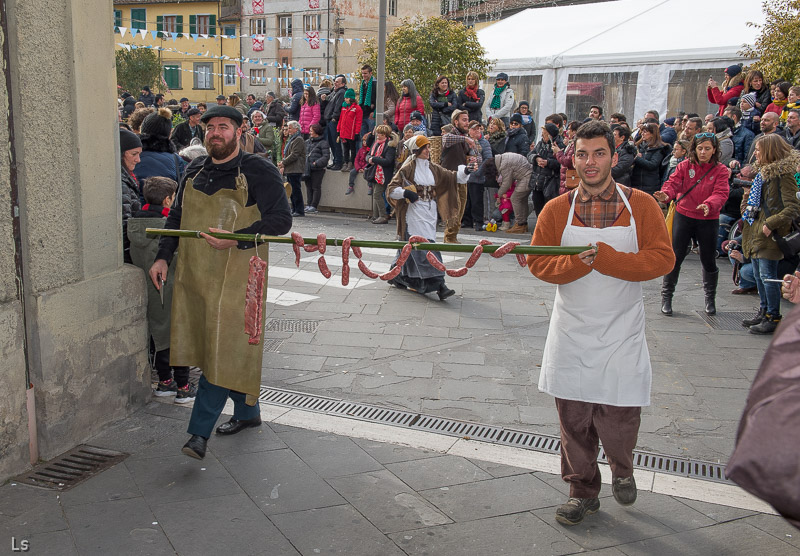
[696,132,715,138]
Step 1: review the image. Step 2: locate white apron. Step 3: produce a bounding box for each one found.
[538,185,651,407]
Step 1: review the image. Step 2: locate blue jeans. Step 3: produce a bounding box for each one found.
[751,258,781,316]
[326,120,342,166]
[359,115,375,139]
[738,262,757,289]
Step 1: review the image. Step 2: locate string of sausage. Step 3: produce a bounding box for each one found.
[290,232,527,286]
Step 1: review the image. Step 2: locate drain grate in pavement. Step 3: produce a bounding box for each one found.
[258,386,732,484]
[13,445,128,491]
[266,319,320,333]
[697,310,755,331]
[262,338,284,352]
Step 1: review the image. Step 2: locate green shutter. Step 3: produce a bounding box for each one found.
[209,15,216,36]
[176,15,183,34]
[131,8,146,30]
[189,14,196,35]
[163,65,180,90]
[156,15,163,38]
[114,10,122,28]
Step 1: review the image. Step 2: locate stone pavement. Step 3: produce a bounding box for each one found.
[1,400,798,556]
[262,211,786,464]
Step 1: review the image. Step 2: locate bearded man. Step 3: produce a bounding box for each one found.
[149,104,292,460]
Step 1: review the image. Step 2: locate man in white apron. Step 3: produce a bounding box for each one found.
[528,121,674,526]
[150,105,293,460]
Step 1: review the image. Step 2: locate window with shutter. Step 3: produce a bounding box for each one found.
[163,16,177,34]
[209,15,216,36]
[131,8,146,30]
[189,14,197,35]
[163,65,181,90]
[224,25,236,37]
[114,10,122,28]
[156,15,163,37]
[194,63,213,89]
[176,15,184,34]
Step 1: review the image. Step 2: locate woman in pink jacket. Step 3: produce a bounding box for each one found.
[299,86,321,139]
[655,133,731,316]
[707,65,744,116]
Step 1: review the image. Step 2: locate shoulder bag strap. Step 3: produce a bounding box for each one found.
[676,165,716,206]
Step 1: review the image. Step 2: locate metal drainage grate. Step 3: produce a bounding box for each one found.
[258,385,733,484]
[262,338,284,352]
[266,319,320,333]
[13,445,128,491]
[697,311,757,331]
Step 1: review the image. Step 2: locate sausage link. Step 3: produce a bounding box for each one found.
[395,243,413,267]
[342,236,353,265]
[491,241,520,258]
[446,267,468,277]
[426,251,447,271]
[516,253,527,267]
[358,259,379,279]
[352,245,363,259]
[465,245,483,268]
[341,263,350,286]
[318,256,332,279]
[317,233,326,255]
[408,235,429,244]
[379,265,402,280]
[291,231,303,266]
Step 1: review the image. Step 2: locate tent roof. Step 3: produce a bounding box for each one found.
[478,0,766,69]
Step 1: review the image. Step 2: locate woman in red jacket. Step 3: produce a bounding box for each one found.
[336,88,362,171]
[394,78,425,130]
[707,65,744,116]
[655,133,730,316]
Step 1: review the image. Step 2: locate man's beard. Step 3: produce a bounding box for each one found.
[205,135,237,159]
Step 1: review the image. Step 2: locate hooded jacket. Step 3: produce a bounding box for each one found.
[457,87,486,124]
[631,143,671,193]
[493,152,532,197]
[264,98,287,127]
[299,101,321,135]
[287,79,304,121]
[715,127,735,166]
[324,85,346,123]
[741,150,800,261]
[503,126,530,156]
[304,134,330,177]
[612,141,637,186]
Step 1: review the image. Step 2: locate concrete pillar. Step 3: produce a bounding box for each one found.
[0,0,149,480]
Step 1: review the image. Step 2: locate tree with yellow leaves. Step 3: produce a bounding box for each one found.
[740,0,800,82]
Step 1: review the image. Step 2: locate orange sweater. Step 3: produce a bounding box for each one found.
[527,188,675,284]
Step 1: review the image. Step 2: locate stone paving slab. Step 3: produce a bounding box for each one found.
[1,401,798,555]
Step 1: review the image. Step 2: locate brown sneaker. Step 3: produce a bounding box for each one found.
[507,223,529,234]
[555,497,600,526]
[612,475,637,506]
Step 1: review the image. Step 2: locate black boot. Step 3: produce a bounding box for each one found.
[742,308,767,327]
[749,313,781,334]
[661,270,679,316]
[702,269,719,315]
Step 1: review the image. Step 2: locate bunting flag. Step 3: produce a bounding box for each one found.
[253,0,264,14]
[252,36,264,51]
[112,25,365,44]
[235,63,246,79]
[309,0,320,7]
[307,31,320,50]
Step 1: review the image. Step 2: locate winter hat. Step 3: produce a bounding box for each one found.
[141,85,151,92]
[344,88,356,100]
[200,104,243,126]
[518,100,529,108]
[544,123,560,138]
[725,64,742,78]
[410,111,423,122]
[510,114,524,125]
[451,109,467,123]
[140,107,173,139]
[496,72,509,81]
[216,94,226,100]
[180,97,189,103]
[121,91,132,100]
[119,128,142,152]
[740,92,756,107]
[186,108,201,117]
[664,117,676,126]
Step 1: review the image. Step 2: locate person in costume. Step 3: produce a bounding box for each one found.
[386,135,471,300]
[149,105,293,460]
[527,121,674,526]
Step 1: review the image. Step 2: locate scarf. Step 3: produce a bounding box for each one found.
[370,138,387,184]
[359,78,373,107]
[463,85,479,101]
[743,172,764,225]
[142,204,170,217]
[490,83,507,110]
[436,90,451,103]
[283,132,300,158]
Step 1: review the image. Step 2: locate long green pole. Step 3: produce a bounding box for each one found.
[146,228,589,256]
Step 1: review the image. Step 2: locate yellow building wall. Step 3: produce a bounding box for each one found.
[114,2,242,104]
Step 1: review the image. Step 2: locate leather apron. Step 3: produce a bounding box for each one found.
[538,185,651,407]
[170,169,267,406]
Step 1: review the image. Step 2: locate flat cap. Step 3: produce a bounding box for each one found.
[200,104,244,126]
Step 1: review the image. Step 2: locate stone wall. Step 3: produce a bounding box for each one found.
[0,0,149,481]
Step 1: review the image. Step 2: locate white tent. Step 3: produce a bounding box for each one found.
[478,0,766,122]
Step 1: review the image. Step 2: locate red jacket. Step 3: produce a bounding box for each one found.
[394,95,425,129]
[337,102,363,141]
[660,160,730,220]
[708,84,743,115]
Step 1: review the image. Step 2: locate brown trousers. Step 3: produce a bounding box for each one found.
[555,397,641,499]
[444,183,468,243]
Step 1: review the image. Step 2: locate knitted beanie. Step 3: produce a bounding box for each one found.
[344,88,356,100]
[140,107,173,139]
[119,128,142,152]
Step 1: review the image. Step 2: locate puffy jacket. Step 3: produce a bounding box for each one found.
[741,150,800,261]
[316,88,331,125]
[493,152,531,197]
[660,126,677,146]
[457,88,485,124]
[122,96,137,119]
[299,102,321,135]
[528,138,561,195]
[364,134,398,184]
[264,99,287,127]
[487,130,506,155]
[324,86,346,123]
[631,143,671,193]
[732,124,755,164]
[394,94,425,129]
[121,168,141,263]
[429,89,458,136]
[660,159,730,220]
[716,130,735,167]
[337,103,363,141]
[708,82,744,116]
[486,85,514,123]
[304,135,330,177]
[612,141,637,186]
[281,132,306,174]
[134,150,186,186]
[287,79,304,121]
[504,126,530,156]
